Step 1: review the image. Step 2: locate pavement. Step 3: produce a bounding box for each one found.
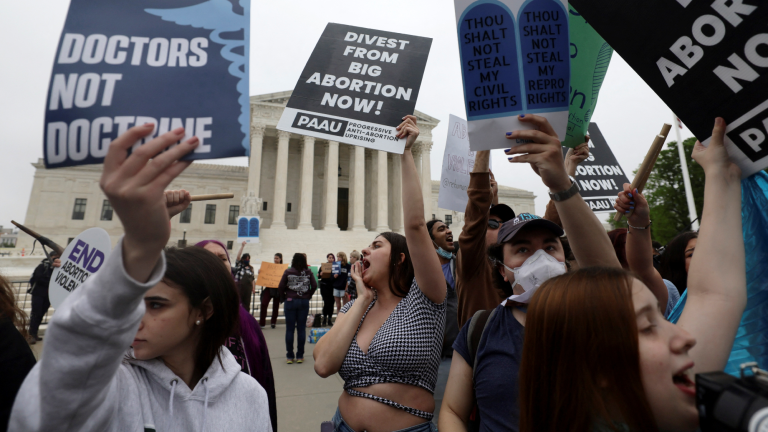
[28,324,343,432]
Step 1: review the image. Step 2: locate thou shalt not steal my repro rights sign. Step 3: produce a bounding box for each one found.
[44,0,250,168]
[277,23,432,154]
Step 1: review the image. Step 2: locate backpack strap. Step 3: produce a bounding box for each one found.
[466,308,495,373]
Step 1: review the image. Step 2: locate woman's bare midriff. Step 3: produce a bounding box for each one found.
[338,382,435,432]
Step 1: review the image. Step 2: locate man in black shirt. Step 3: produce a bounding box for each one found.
[27,255,58,344]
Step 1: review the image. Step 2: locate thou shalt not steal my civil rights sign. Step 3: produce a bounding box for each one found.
[569,0,768,177]
[44,0,250,168]
[277,23,432,154]
[565,123,630,213]
[454,0,571,151]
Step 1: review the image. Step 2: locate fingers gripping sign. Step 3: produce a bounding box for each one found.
[396,115,420,151]
[100,124,198,280]
[504,114,572,193]
[165,189,191,219]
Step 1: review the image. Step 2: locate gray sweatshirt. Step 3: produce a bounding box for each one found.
[10,239,272,432]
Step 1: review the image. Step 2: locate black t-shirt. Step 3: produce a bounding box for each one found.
[453,305,525,432]
[333,263,351,289]
[0,317,36,429]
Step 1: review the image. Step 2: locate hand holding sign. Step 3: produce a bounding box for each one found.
[165,189,191,218]
[505,114,571,193]
[100,125,198,282]
[396,115,420,151]
[692,118,742,181]
[614,184,650,228]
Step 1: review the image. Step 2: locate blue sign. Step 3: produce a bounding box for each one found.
[237,215,259,243]
[237,217,248,238]
[248,217,259,237]
[44,0,250,168]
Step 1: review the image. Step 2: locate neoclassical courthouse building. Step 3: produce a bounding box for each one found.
[18,91,536,264]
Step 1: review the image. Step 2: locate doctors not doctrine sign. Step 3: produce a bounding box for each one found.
[44,0,250,168]
[277,23,432,154]
[454,0,571,151]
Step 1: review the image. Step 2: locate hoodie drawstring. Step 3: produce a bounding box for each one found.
[201,378,210,432]
[169,379,178,417]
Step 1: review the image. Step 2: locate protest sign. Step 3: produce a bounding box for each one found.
[236,215,260,244]
[566,123,630,213]
[50,228,111,309]
[438,115,480,212]
[568,0,768,177]
[255,262,289,287]
[320,262,333,279]
[562,6,612,148]
[332,261,340,275]
[277,23,432,154]
[454,0,571,151]
[44,0,250,169]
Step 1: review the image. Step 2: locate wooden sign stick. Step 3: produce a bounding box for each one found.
[189,193,235,202]
[614,123,672,222]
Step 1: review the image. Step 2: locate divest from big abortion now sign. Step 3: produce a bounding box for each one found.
[277,23,432,154]
[454,0,571,151]
[50,228,112,309]
[44,0,250,168]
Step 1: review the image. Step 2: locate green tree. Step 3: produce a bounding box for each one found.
[606,137,704,244]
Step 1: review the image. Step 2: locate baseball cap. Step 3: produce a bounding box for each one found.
[489,204,516,223]
[497,213,564,244]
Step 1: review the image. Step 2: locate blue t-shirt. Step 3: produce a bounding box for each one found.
[663,279,681,319]
[442,262,455,290]
[453,304,524,432]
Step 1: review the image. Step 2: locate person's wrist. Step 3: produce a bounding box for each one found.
[547,174,573,194]
[628,214,650,226]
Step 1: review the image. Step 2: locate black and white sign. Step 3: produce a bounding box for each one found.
[565,123,630,213]
[277,23,432,154]
[569,0,768,177]
[49,228,111,309]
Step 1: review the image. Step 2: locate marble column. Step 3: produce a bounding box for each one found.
[323,141,340,231]
[391,155,404,234]
[297,135,315,230]
[247,125,265,198]
[420,141,433,221]
[348,145,367,231]
[374,150,390,232]
[271,130,291,230]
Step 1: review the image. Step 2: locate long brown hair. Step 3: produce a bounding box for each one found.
[0,274,29,339]
[377,232,414,297]
[519,267,657,432]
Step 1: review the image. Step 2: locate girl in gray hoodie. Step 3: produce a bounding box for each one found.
[10,124,272,432]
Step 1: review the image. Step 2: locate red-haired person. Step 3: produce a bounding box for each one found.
[520,118,745,431]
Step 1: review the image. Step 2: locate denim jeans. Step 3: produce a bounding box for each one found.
[284,298,310,359]
[332,407,438,432]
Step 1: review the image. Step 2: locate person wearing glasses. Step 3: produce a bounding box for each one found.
[455,153,516,328]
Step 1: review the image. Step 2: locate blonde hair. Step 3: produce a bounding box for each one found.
[337,251,348,266]
[350,250,361,261]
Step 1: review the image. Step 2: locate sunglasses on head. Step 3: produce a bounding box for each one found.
[488,219,501,229]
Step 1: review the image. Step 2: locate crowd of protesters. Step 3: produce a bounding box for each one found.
[0,110,750,432]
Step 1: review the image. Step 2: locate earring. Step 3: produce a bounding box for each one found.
[196,320,201,325]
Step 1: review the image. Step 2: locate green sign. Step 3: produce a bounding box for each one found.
[563,6,613,148]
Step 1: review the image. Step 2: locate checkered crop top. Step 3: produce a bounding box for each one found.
[338,278,446,419]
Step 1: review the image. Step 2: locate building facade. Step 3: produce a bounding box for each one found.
[17,92,535,264]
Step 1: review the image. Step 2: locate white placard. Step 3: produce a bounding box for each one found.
[236,215,260,244]
[50,228,111,309]
[438,115,493,212]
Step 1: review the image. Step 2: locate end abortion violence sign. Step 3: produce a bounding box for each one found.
[277,23,432,154]
[50,228,111,309]
[44,0,250,168]
[454,0,571,151]
[569,0,768,177]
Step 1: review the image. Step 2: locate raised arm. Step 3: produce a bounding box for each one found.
[398,115,446,304]
[10,125,198,431]
[236,241,246,262]
[615,184,669,308]
[678,118,745,373]
[505,115,620,268]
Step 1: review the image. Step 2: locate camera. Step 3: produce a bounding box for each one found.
[697,362,768,431]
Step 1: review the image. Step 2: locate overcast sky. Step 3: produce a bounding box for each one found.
[0,0,695,230]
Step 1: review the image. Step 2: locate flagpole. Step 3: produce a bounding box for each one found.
[672,112,700,231]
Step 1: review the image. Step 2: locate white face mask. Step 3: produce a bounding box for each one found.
[500,249,567,305]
